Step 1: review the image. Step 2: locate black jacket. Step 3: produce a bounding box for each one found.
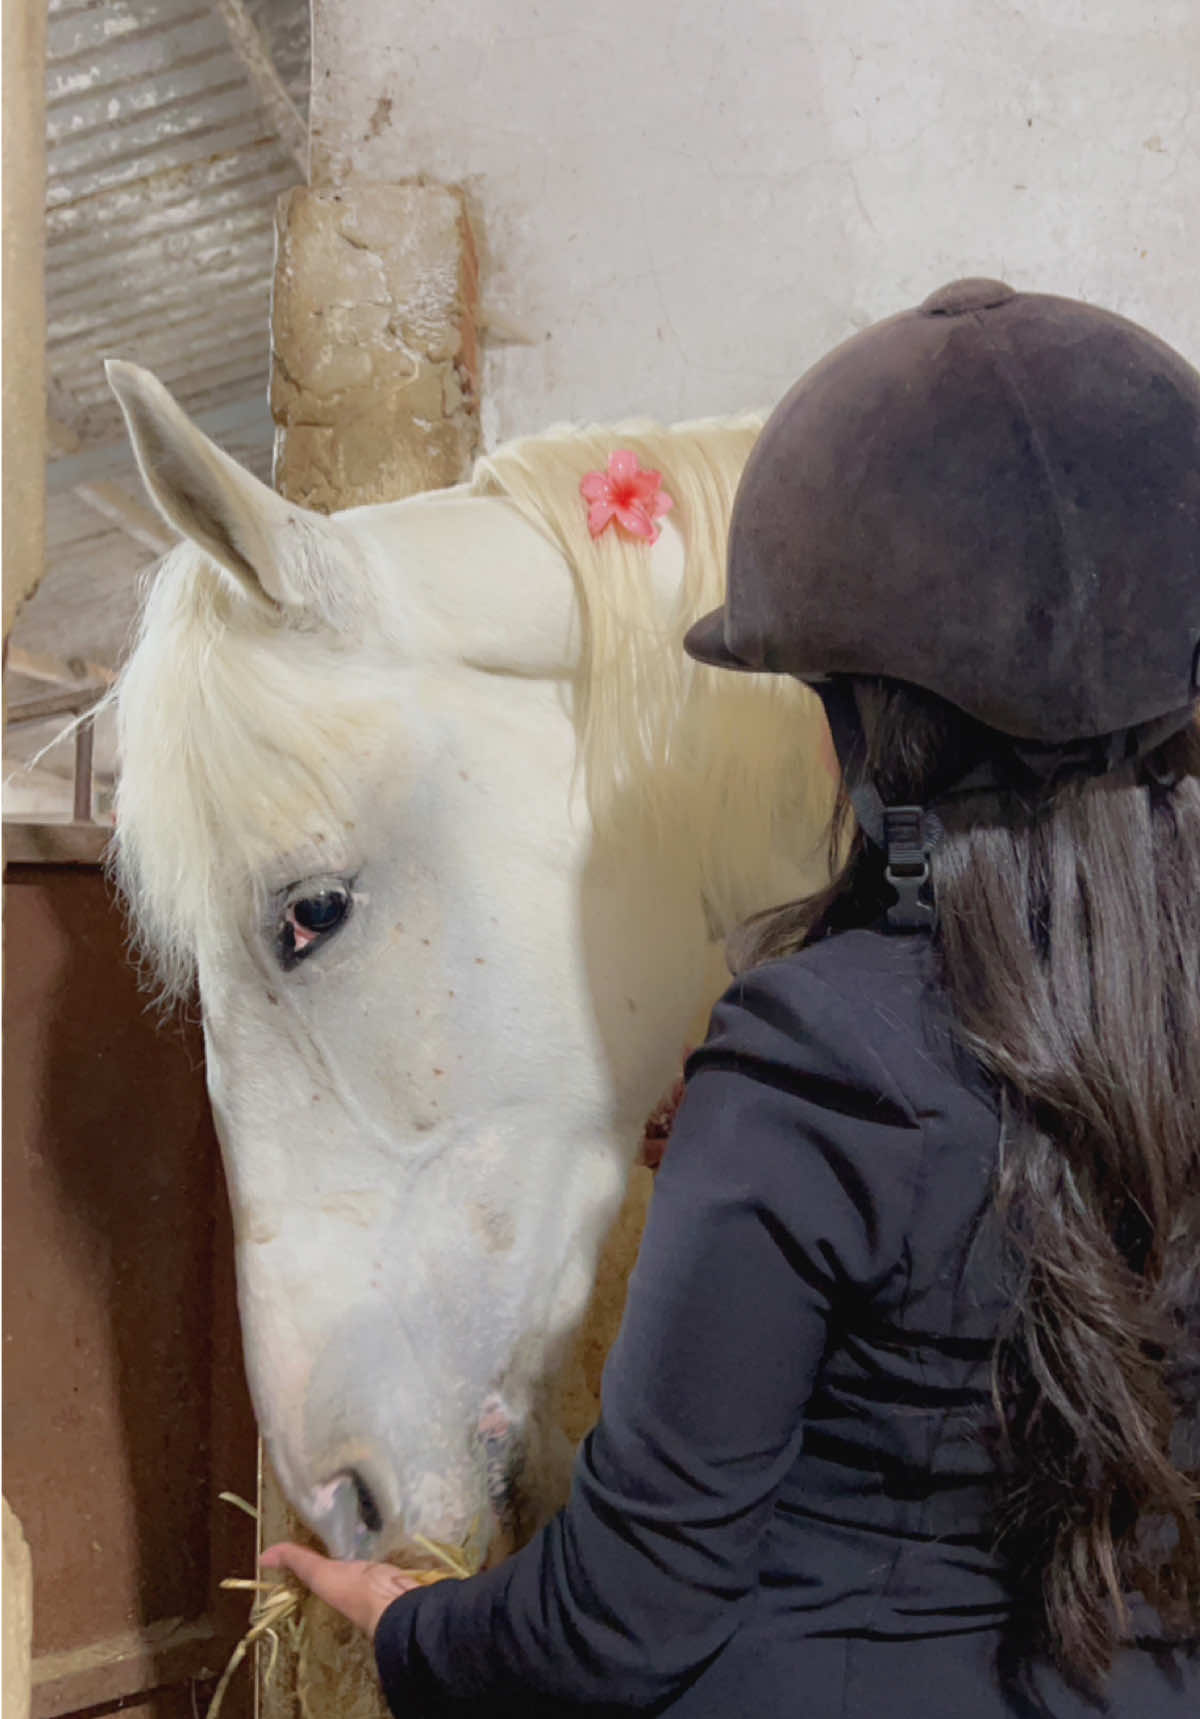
[374,929,1198,1716]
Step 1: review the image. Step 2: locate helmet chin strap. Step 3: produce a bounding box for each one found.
[810,677,1198,936]
[810,678,936,932]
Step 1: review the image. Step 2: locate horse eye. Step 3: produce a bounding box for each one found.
[279,884,352,966]
[294,892,348,932]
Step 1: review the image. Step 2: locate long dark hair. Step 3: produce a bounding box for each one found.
[729,679,1200,1691]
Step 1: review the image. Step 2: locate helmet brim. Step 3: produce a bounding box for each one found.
[682,607,761,671]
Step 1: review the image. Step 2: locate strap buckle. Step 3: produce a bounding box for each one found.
[883,805,935,932]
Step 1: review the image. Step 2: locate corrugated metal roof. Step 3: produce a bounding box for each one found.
[45,0,307,442]
[6,0,309,816]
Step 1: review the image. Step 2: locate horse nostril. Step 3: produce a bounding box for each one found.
[311,1468,388,1556]
[349,1468,383,1535]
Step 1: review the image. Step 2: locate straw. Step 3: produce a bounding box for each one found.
[205,1495,469,1719]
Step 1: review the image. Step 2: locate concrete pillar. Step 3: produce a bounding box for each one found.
[2,0,47,643]
[271,182,480,510]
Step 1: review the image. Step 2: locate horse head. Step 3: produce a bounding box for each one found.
[106,363,832,1568]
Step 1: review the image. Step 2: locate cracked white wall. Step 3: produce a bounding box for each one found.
[310,0,1199,444]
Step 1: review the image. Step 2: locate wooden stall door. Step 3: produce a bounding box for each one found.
[3,861,258,1719]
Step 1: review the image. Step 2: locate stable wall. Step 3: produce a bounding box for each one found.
[2,863,257,1719]
[309,0,1200,442]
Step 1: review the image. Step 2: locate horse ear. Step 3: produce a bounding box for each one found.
[105,361,317,612]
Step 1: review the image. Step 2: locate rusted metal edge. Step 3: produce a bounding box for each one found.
[5,687,105,726]
[3,822,110,866]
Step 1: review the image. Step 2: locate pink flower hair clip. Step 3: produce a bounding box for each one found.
[580,450,674,544]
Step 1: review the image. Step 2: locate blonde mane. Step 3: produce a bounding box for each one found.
[113,414,829,999]
[472,417,828,933]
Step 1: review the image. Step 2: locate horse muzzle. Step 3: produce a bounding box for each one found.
[304,1397,527,1565]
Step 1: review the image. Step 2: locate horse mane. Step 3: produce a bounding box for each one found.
[471,418,827,936]
[112,415,829,1001]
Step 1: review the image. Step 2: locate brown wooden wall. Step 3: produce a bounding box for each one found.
[3,861,257,1719]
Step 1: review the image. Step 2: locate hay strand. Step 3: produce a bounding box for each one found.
[410,1535,474,1580]
[206,1495,471,1719]
[219,1491,262,1523]
[206,1578,303,1719]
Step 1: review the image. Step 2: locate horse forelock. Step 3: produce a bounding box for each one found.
[111,544,401,1000]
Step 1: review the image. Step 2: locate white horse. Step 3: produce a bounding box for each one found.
[107,364,834,1570]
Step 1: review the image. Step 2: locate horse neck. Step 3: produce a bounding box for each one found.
[462,421,834,965]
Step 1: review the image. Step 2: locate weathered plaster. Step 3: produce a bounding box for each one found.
[271,182,479,510]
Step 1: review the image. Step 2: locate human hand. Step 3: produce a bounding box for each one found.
[260,1542,422,1639]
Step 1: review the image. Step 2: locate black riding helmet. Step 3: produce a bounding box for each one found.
[684,277,1200,928]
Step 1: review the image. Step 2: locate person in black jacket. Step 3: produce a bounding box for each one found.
[263,279,1200,1716]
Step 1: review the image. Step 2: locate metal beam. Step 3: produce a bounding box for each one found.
[3,823,111,864]
[47,395,273,493]
[214,0,308,177]
[6,686,107,727]
[69,480,173,554]
[47,412,174,555]
[7,646,114,688]
[73,715,94,822]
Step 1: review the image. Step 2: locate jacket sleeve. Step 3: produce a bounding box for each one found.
[374,959,924,1715]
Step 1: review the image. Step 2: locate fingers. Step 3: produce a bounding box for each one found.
[259,1542,422,1638]
[261,1543,369,1627]
[261,1542,327,1584]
